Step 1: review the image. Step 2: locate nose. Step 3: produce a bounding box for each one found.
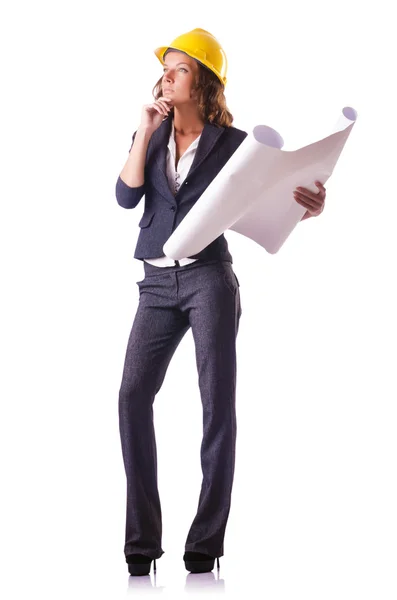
[164,69,175,83]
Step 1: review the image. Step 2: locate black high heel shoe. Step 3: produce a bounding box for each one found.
[183,551,220,573]
[126,553,157,576]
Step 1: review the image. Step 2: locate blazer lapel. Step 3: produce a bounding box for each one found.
[152,117,173,200]
[152,115,225,202]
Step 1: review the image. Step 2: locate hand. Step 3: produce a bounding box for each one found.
[293,181,326,219]
[139,96,173,134]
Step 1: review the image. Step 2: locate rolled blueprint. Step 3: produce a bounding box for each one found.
[163,106,357,256]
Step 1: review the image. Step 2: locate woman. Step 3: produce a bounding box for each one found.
[116,28,326,577]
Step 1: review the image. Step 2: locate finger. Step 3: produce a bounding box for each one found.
[293,192,322,210]
[151,103,167,116]
[156,98,172,109]
[315,182,326,198]
[157,97,173,110]
[294,197,312,211]
[295,198,319,215]
[154,100,169,114]
[153,100,170,115]
[158,100,173,115]
[295,187,322,202]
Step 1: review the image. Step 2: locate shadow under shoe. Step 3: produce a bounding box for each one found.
[126,553,157,576]
[183,551,220,573]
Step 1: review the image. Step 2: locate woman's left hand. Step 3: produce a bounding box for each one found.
[293,181,326,219]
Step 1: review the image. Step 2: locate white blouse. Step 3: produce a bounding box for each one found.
[144,118,201,267]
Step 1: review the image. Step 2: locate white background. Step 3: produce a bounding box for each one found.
[1,0,396,597]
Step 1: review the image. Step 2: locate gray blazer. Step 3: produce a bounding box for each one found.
[115,115,248,262]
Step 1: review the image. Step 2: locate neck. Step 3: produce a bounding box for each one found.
[172,105,205,135]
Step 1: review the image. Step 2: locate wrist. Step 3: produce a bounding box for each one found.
[136,126,154,138]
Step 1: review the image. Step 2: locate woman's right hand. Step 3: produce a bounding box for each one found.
[139,96,173,134]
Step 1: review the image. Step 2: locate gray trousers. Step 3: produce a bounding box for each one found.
[118,258,242,559]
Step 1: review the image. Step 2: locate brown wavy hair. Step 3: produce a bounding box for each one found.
[151,49,234,127]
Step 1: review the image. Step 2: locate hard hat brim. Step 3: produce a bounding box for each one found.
[154,46,227,86]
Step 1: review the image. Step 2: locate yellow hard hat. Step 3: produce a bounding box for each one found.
[154,28,228,86]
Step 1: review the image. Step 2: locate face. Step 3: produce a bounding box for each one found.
[161,50,199,104]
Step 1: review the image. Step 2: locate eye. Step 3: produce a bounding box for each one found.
[163,68,188,73]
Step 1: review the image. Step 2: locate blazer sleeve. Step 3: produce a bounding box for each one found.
[115,130,146,209]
